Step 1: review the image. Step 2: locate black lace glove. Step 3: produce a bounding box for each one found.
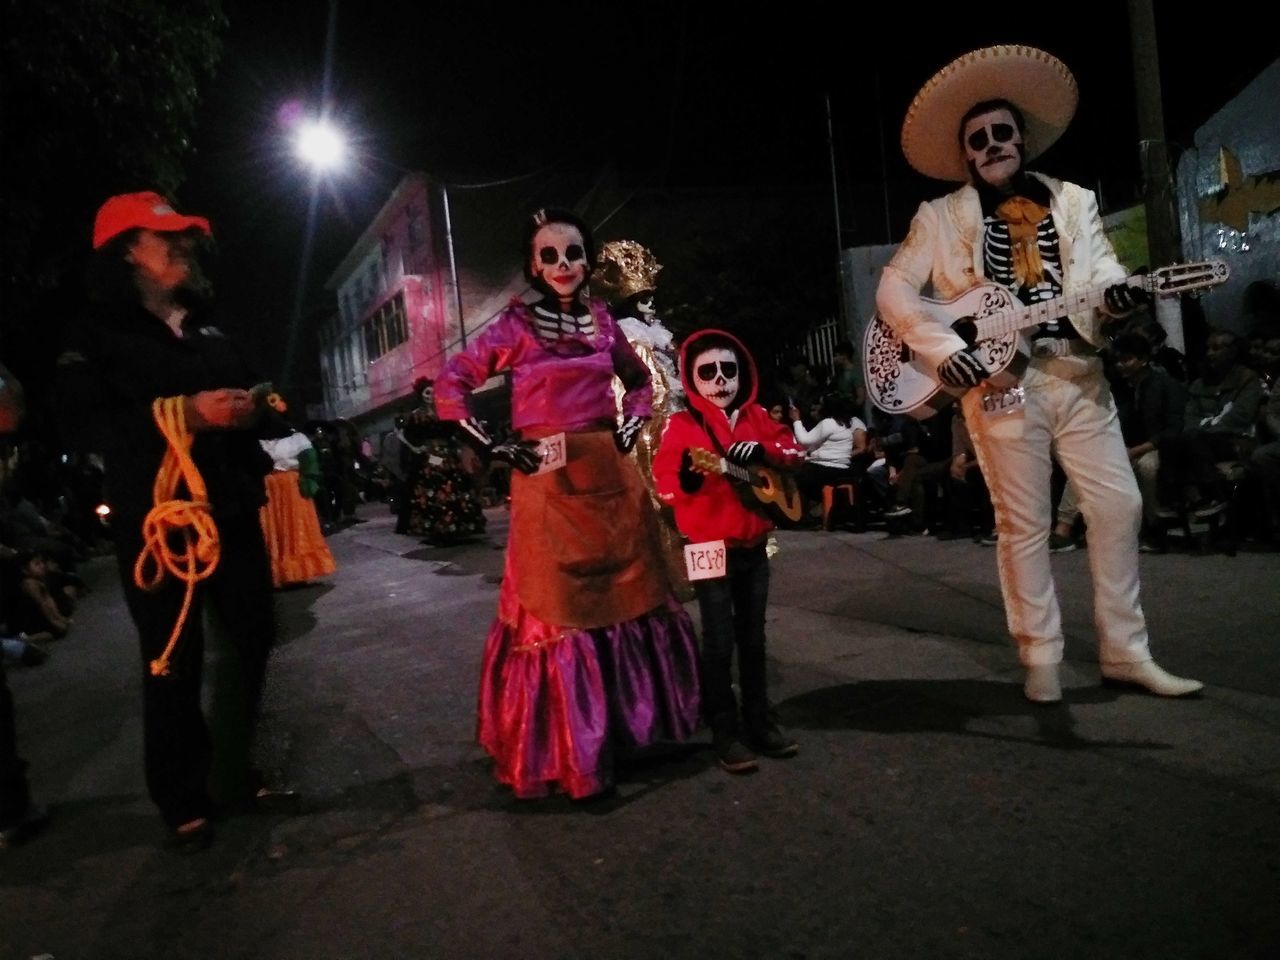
[937,349,988,389]
[1102,279,1151,317]
[678,448,704,493]
[614,415,646,454]
[726,440,764,465]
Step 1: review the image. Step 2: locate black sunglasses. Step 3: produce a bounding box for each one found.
[696,360,738,381]
[966,122,1016,152]
[538,244,585,265]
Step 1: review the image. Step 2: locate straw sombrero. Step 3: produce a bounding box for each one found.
[901,44,1078,182]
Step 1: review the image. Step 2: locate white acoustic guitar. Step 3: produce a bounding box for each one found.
[863,260,1230,420]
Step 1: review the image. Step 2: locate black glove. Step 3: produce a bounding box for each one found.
[726,441,763,466]
[457,416,543,474]
[492,439,544,475]
[614,415,646,454]
[678,448,704,493]
[1102,280,1151,317]
[937,349,988,389]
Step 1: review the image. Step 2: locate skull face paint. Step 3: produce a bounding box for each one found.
[635,294,656,324]
[530,222,588,302]
[962,106,1024,189]
[692,347,740,410]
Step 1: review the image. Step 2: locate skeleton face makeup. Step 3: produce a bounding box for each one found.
[636,294,656,323]
[692,347,740,410]
[530,222,587,302]
[963,106,1024,189]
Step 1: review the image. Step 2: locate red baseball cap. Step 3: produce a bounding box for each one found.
[92,191,212,249]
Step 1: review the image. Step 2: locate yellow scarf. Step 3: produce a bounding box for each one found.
[995,196,1050,288]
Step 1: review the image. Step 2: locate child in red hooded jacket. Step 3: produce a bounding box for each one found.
[653,330,804,773]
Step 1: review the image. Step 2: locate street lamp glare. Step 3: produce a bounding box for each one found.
[296,120,346,171]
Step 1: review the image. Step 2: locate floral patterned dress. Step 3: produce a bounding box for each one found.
[402,408,487,544]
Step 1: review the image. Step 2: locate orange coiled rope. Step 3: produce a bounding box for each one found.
[132,396,220,677]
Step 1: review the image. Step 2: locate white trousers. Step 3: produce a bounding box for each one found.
[1057,450,1160,528]
[963,355,1150,667]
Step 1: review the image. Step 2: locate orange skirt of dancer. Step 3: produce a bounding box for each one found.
[258,470,337,588]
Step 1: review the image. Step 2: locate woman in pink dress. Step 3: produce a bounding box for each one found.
[435,208,700,799]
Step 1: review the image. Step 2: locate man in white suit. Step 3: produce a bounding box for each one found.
[875,45,1201,703]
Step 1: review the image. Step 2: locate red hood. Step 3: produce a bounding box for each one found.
[679,328,759,421]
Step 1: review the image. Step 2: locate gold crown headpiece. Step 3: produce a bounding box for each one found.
[593,240,663,303]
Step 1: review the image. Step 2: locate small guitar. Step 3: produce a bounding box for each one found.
[863,260,1230,420]
[688,447,804,527]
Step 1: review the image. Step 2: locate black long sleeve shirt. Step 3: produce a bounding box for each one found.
[56,303,271,530]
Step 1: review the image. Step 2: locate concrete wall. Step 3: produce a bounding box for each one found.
[840,243,899,351]
[1175,60,1280,335]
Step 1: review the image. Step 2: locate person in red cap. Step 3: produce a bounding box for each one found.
[56,191,297,850]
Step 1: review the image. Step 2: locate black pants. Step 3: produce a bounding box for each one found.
[1160,430,1247,495]
[693,542,770,737]
[0,660,31,829]
[948,470,994,535]
[115,512,276,827]
[796,463,855,502]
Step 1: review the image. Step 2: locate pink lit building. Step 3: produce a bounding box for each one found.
[317,173,458,439]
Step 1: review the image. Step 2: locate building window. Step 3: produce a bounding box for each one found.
[360,290,409,362]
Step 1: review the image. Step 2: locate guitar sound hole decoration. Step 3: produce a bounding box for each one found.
[865,319,907,409]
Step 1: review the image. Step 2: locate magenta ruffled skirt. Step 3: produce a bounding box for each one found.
[476,583,701,799]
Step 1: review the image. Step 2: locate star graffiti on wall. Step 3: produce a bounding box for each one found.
[1199,147,1280,233]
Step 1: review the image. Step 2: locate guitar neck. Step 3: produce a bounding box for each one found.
[973,276,1146,341]
[695,451,760,487]
[716,458,755,486]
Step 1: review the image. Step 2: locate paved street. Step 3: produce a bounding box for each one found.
[3,502,1279,960]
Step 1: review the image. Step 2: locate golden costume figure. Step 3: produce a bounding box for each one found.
[596,240,693,601]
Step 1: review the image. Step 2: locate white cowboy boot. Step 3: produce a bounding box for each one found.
[1024,664,1062,703]
[1101,660,1203,697]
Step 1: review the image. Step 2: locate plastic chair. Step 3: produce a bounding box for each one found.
[821,483,857,531]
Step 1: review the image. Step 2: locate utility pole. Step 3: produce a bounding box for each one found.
[825,93,849,328]
[1127,0,1185,349]
[1127,0,1180,267]
[441,183,466,350]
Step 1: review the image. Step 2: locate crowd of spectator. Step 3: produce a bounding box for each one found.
[1,442,103,671]
[759,279,1280,555]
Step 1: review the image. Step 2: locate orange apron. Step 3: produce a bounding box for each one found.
[510,427,668,629]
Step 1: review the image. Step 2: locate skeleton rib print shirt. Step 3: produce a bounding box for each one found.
[979,180,1073,340]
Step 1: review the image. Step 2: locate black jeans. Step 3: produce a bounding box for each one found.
[115,512,276,827]
[694,542,771,737]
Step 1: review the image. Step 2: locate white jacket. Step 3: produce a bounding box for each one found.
[875,173,1127,374]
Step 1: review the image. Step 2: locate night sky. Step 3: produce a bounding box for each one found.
[176,1,1275,385]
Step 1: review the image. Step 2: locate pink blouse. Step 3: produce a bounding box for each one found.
[435,299,653,432]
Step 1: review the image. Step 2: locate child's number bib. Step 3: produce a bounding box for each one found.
[684,540,727,581]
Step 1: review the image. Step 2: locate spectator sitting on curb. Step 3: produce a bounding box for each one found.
[0,359,50,849]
